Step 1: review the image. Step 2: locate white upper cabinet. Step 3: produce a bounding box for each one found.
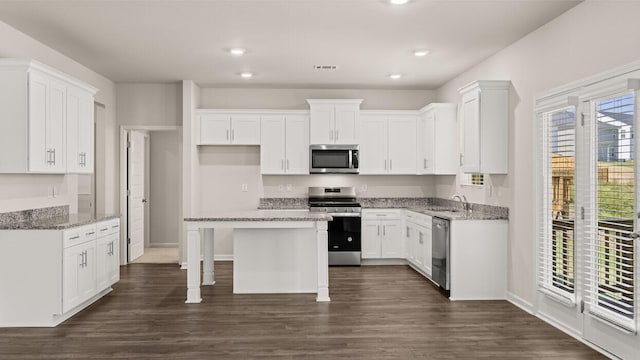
[260,113,309,175]
[307,99,362,144]
[417,103,458,175]
[458,80,510,174]
[198,112,261,145]
[67,88,94,173]
[0,59,97,174]
[360,112,416,174]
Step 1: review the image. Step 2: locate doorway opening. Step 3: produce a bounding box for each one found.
[120,126,182,265]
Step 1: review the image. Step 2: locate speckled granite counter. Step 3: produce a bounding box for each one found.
[258,198,309,209]
[0,205,120,230]
[258,197,508,221]
[0,213,121,230]
[185,210,331,222]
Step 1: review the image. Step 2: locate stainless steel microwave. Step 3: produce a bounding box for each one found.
[309,145,359,174]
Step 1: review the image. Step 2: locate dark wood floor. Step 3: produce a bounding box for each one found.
[0,263,606,359]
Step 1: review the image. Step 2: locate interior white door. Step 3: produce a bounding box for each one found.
[127,131,146,262]
[581,93,640,359]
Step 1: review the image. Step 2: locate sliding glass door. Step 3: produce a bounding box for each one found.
[582,92,639,358]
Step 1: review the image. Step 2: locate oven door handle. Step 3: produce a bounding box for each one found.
[327,213,362,217]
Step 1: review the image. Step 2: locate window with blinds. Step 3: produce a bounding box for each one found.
[538,107,576,302]
[584,92,636,331]
[461,173,484,186]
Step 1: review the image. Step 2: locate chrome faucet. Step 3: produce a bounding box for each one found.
[451,194,471,213]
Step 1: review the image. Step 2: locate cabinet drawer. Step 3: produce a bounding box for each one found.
[63,224,97,248]
[362,209,402,220]
[405,211,432,228]
[97,219,120,237]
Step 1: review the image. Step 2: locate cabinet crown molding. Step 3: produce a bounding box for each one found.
[0,58,98,95]
[458,80,511,95]
[306,99,363,105]
[417,103,457,114]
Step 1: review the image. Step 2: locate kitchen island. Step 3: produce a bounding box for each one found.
[183,210,332,304]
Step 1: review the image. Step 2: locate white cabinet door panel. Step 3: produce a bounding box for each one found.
[381,221,403,258]
[62,245,81,313]
[78,95,94,173]
[285,115,309,174]
[66,91,80,172]
[422,112,436,174]
[360,116,387,174]
[260,116,286,174]
[461,91,481,173]
[361,220,381,259]
[387,116,416,174]
[334,104,359,144]
[231,115,260,144]
[200,115,230,144]
[423,227,432,276]
[28,72,48,172]
[310,104,334,144]
[47,79,66,173]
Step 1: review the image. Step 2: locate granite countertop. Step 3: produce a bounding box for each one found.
[258,197,508,221]
[0,213,121,230]
[185,210,332,222]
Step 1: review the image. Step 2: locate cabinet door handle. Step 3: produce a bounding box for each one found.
[383,225,386,236]
[86,231,95,236]
[231,129,234,141]
[389,159,392,171]
[335,129,339,141]
[286,159,290,170]
[460,153,464,166]
[377,224,380,236]
[329,129,333,141]
[226,129,229,141]
[69,235,80,240]
[424,158,427,169]
[281,159,284,170]
[101,227,108,231]
[384,159,387,171]
[52,149,56,165]
[112,225,119,229]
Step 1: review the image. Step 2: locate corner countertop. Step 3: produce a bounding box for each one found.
[0,213,121,230]
[185,210,332,222]
[258,197,508,221]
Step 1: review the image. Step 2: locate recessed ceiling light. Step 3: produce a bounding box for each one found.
[389,74,402,79]
[229,48,246,56]
[240,72,253,78]
[390,0,409,5]
[413,50,430,57]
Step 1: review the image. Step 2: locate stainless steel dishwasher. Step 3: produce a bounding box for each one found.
[432,217,450,290]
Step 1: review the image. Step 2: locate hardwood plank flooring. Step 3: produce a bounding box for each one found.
[0,263,606,359]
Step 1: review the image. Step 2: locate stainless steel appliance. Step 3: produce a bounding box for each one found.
[432,217,450,290]
[308,186,361,265]
[309,144,359,174]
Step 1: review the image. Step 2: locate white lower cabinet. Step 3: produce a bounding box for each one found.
[361,209,403,259]
[405,212,432,276]
[63,239,97,313]
[0,218,120,327]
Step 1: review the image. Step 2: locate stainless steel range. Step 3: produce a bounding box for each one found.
[308,187,361,266]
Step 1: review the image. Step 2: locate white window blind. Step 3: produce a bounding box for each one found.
[538,107,576,303]
[584,92,637,332]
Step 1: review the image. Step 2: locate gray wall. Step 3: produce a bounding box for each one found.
[149,131,180,247]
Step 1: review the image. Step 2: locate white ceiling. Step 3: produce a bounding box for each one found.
[0,0,581,89]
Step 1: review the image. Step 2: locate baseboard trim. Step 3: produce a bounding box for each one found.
[148,243,179,248]
[506,291,534,314]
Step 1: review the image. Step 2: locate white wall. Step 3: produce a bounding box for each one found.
[199,88,436,110]
[116,83,182,126]
[0,20,117,215]
[149,131,180,247]
[434,0,640,305]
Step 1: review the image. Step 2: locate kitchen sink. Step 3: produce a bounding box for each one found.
[426,207,462,213]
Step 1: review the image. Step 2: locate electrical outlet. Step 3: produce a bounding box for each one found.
[241,184,248,192]
[278,184,285,191]
[286,184,293,191]
[360,184,368,192]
